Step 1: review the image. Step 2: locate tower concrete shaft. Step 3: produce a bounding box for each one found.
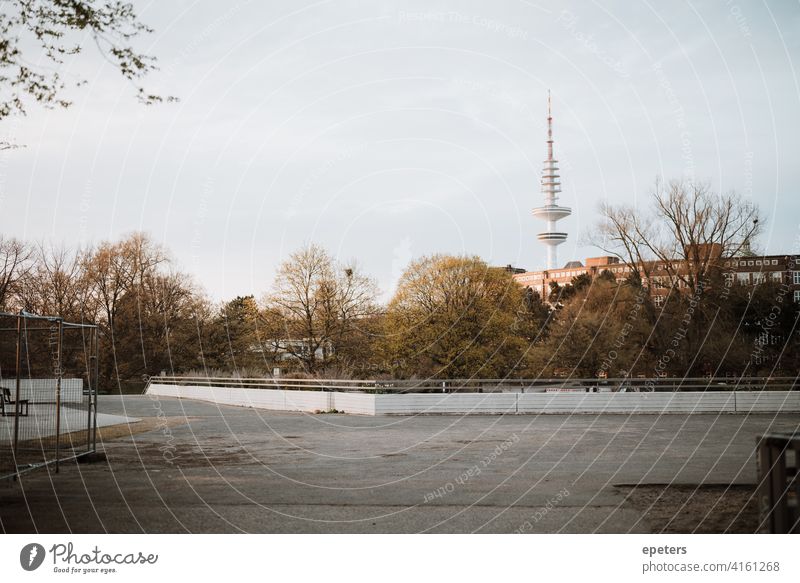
[531,91,571,270]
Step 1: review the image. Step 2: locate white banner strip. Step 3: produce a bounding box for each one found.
[1,534,796,582]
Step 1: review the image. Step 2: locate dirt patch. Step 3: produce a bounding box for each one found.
[617,484,759,533]
[95,416,190,443]
[2,417,192,478]
[120,442,259,468]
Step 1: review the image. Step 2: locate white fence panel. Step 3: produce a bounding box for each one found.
[145,383,181,398]
[374,393,517,415]
[516,391,736,414]
[226,387,286,409]
[332,392,375,415]
[147,384,333,413]
[735,391,800,412]
[283,390,331,412]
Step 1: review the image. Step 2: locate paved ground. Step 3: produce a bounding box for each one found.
[0,395,797,533]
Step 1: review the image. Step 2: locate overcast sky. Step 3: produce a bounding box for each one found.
[1,0,799,301]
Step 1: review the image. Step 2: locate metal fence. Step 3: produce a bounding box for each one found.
[149,375,798,394]
[0,311,99,480]
[757,432,800,533]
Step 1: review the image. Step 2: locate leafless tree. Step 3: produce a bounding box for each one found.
[263,244,379,373]
[82,232,168,330]
[15,242,90,319]
[0,235,33,310]
[592,179,761,291]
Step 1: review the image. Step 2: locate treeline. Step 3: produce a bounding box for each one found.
[0,229,797,390]
[1,181,797,386]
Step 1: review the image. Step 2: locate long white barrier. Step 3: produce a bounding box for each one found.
[147,383,376,414]
[145,383,800,416]
[0,378,84,403]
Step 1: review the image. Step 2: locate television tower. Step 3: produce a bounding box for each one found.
[532,91,571,270]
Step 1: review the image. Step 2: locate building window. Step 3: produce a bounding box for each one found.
[736,272,750,284]
[771,272,783,282]
[654,295,665,307]
[794,271,800,285]
[795,290,800,304]
[748,260,754,266]
[772,259,778,266]
[756,260,762,265]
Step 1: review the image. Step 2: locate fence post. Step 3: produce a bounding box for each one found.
[12,312,23,465]
[54,319,63,473]
[92,327,99,453]
[86,327,95,453]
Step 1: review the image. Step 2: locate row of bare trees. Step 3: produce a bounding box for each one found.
[0,233,205,388]
[0,233,387,386]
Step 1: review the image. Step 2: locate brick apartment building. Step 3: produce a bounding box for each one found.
[512,252,800,307]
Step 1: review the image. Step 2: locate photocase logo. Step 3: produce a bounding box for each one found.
[20,543,46,571]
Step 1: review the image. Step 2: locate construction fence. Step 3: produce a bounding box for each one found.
[0,311,99,479]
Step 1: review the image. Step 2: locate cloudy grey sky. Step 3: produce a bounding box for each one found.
[2,0,799,301]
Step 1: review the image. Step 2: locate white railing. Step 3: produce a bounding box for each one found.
[146,375,799,394]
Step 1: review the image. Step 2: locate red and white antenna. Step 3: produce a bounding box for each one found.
[547,90,553,161]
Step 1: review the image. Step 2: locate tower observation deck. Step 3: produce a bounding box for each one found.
[531,91,571,270]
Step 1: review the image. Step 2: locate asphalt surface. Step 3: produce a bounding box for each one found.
[1,395,797,533]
